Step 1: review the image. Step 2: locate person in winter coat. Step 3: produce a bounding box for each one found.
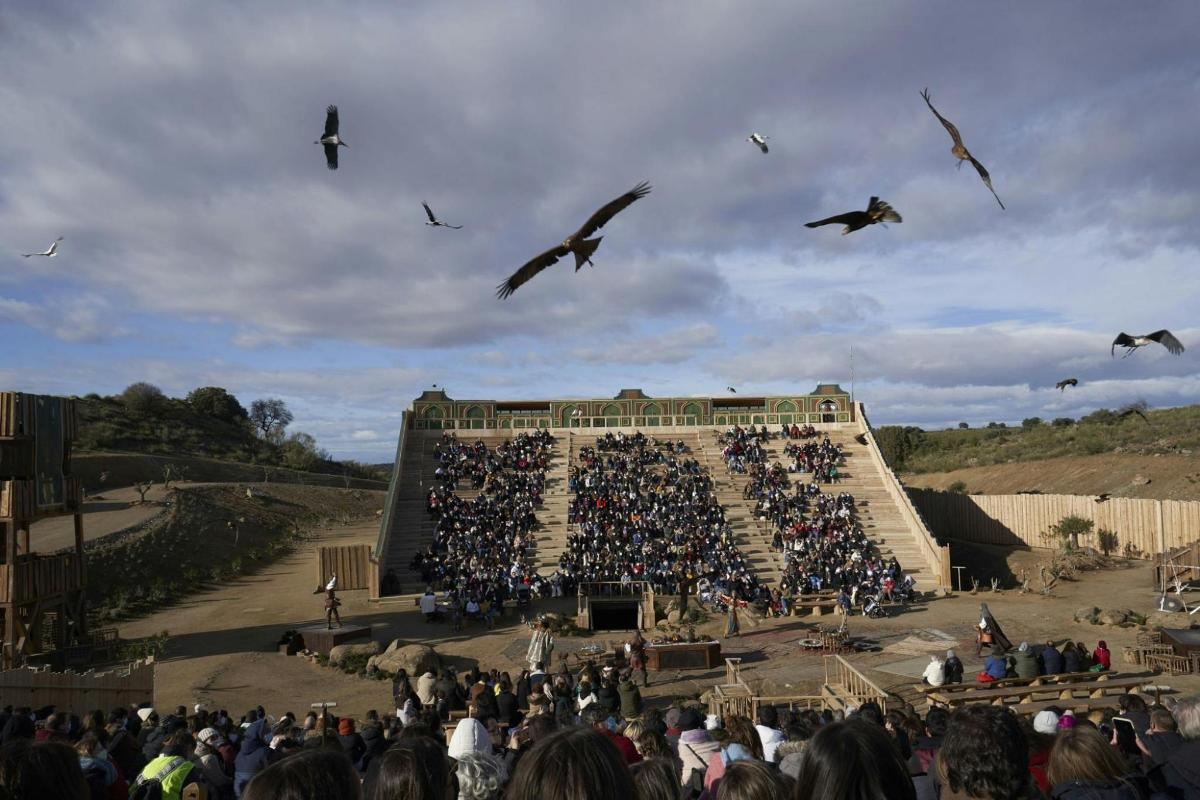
[233,717,275,797]
[416,671,437,707]
[922,655,946,687]
[596,678,619,716]
[1047,726,1157,800]
[944,651,964,684]
[1092,641,1113,671]
[195,728,234,800]
[137,709,164,762]
[978,647,1008,682]
[617,674,643,719]
[1062,642,1084,674]
[495,678,520,728]
[76,731,127,800]
[336,718,365,767]
[1040,642,1065,675]
[675,708,719,795]
[1011,642,1039,680]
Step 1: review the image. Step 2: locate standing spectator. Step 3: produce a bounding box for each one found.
[617,674,643,720]
[937,705,1034,800]
[754,706,786,764]
[675,708,719,795]
[234,718,275,798]
[196,727,234,800]
[794,720,916,800]
[1046,726,1155,798]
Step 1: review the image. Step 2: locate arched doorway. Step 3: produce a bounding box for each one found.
[819,400,838,423]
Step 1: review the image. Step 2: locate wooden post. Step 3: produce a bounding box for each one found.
[1157,500,1166,558]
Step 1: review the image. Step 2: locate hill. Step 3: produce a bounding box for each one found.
[876,404,1200,475]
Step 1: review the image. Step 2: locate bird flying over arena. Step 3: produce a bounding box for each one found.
[422,203,462,229]
[1112,330,1184,358]
[805,197,901,235]
[855,433,868,446]
[920,89,1004,209]
[22,237,62,257]
[746,133,769,154]
[1055,378,1078,391]
[727,387,737,394]
[315,105,347,170]
[1095,493,1110,503]
[496,181,651,299]
[1119,406,1150,423]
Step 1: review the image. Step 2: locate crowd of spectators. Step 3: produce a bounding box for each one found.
[559,431,765,607]
[408,432,554,615]
[718,425,910,614]
[8,685,1199,800]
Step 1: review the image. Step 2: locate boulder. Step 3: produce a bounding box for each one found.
[367,640,440,676]
[328,641,380,668]
[1131,475,1152,486]
[1098,609,1129,626]
[1073,607,1100,624]
[667,610,682,624]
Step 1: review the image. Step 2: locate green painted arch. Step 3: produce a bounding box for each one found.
[464,405,486,419]
[682,401,702,416]
[642,403,662,416]
[776,399,797,413]
[602,403,622,417]
[422,406,443,419]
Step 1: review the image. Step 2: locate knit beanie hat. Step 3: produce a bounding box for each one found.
[1033,710,1059,734]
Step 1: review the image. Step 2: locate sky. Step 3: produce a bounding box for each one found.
[1,2,1198,462]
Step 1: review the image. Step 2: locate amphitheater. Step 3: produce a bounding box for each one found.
[369,386,952,605]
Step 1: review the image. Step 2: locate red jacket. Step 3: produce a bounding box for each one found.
[599,728,642,765]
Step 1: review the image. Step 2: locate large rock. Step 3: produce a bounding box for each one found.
[1073,607,1100,624]
[1145,611,1192,630]
[367,640,440,676]
[1098,609,1129,626]
[327,641,380,668]
[1131,475,1152,486]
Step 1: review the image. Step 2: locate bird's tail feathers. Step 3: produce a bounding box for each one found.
[574,237,603,271]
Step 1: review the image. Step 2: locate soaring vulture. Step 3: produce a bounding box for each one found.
[920,89,1004,209]
[496,182,651,299]
[805,197,901,235]
[22,237,62,257]
[1111,330,1185,357]
[422,203,462,229]
[315,105,347,170]
[1055,378,1078,391]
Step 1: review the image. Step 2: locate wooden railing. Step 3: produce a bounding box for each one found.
[824,654,889,709]
[577,580,650,598]
[855,404,952,590]
[0,554,83,603]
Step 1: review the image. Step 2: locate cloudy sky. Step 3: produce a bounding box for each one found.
[2,2,1198,461]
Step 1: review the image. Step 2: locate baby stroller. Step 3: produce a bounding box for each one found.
[862,593,888,619]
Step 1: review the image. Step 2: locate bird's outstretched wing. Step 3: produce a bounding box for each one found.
[1111,332,1135,356]
[968,156,1005,210]
[422,202,438,223]
[496,244,570,299]
[1121,408,1150,423]
[1147,329,1185,355]
[324,105,339,138]
[757,140,769,154]
[727,387,736,393]
[324,143,338,170]
[804,212,860,228]
[867,197,902,224]
[1055,378,1078,391]
[920,89,964,148]
[574,182,651,241]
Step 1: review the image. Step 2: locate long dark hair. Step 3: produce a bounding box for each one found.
[0,740,89,800]
[793,720,915,800]
[505,727,634,800]
[243,748,362,800]
[372,738,448,800]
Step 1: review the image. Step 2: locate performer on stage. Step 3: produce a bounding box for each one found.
[975,602,1012,656]
[325,588,342,629]
[526,619,555,671]
[626,630,648,688]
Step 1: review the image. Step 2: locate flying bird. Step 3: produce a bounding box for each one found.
[496,182,651,299]
[1055,378,1078,391]
[746,133,769,154]
[1094,493,1110,503]
[22,237,62,258]
[920,89,1005,209]
[315,105,347,170]
[855,433,869,446]
[1119,407,1150,424]
[422,203,462,229]
[727,387,737,394]
[805,197,901,235]
[1112,330,1185,358]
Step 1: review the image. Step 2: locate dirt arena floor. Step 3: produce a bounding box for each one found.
[118,524,1200,719]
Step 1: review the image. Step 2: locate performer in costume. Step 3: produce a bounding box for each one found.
[325,588,342,629]
[626,630,648,688]
[975,602,1012,656]
[526,619,555,671]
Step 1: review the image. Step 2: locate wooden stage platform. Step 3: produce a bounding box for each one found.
[295,625,372,655]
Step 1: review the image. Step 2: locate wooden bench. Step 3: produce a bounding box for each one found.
[927,675,1150,709]
[787,593,840,617]
[917,670,1114,695]
[1011,693,1156,717]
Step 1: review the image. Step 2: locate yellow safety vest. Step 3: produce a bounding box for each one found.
[133,755,195,800]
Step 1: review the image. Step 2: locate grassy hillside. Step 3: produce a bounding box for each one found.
[877,404,1200,475]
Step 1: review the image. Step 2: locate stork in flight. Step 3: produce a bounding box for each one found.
[1111,330,1185,358]
[422,203,462,229]
[315,105,347,170]
[920,89,1005,209]
[746,133,769,154]
[1055,378,1078,391]
[727,387,737,394]
[805,197,901,235]
[22,237,62,258]
[496,181,651,299]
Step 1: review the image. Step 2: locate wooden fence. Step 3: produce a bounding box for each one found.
[908,490,1200,557]
[0,657,154,710]
[317,544,371,590]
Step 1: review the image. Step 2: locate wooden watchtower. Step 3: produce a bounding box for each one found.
[0,393,89,668]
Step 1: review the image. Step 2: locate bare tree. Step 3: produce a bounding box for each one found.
[134,481,153,503]
[249,398,294,441]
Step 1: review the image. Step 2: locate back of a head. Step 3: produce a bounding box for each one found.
[1169,696,1200,740]
[505,726,634,800]
[1046,727,1128,788]
[0,740,89,800]
[456,751,508,800]
[243,748,362,800]
[938,706,1029,800]
[1151,708,1178,733]
[756,705,779,730]
[716,759,790,800]
[631,758,682,800]
[372,739,448,800]
[793,720,915,800]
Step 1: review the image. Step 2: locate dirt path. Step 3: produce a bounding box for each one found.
[29,484,180,553]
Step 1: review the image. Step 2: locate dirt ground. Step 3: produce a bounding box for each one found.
[903,453,1200,501]
[115,524,1200,719]
[29,484,179,553]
